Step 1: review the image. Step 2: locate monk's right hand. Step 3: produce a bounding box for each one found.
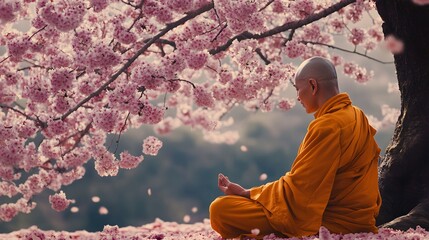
[218,173,250,198]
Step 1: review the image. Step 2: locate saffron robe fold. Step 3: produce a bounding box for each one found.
[250,93,382,237]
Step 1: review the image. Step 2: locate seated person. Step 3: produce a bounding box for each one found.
[210,56,382,239]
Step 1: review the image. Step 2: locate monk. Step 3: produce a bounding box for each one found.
[209,56,382,239]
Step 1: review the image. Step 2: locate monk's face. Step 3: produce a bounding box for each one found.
[294,78,318,113]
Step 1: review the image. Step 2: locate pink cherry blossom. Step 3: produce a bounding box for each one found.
[49,191,74,212]
[90,0,110,12]
[51,69,74,92]
[94,152,119,177]
[39,1,86,32]
[138,103,165,125]
[290,0,315,19]
[0,204,18,222]
[143,136,163,156]
[348,28,366,45]
[0,0,20,24]
[194,86,215,108]
[278,99,295,111]
[285,40,306,59]
[119,151,144,169]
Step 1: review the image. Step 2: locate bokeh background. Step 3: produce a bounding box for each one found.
[1,18,400,233]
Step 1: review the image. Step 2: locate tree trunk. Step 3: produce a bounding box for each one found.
[375,0,429,230]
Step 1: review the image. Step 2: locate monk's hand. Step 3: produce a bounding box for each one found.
[217,173,250,198]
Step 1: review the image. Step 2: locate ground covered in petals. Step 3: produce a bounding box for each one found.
[1,219,428,240]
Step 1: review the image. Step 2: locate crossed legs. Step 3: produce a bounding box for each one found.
[209,195,284,239]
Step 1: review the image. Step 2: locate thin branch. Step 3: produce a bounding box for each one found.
[128,11,143,32]
[255,49,276,105]
[301,40,394,64]
[211,23,228,42]
[205,65,218,73]
[209,0,356,55]
[255,48,271,65]
[120,0,143,9]
[0,56,10,65]
[17,62,46,71]
[283,28,295,46]
[28,25,47,40]
[212,0,222,24]
[168,78,196,89]
[0,104,46,128]
[157,43,166,57]
[61,122,92,156]
[114,112,131,154]
[263,88,274,104]
[259,0,275,12]
[59,2,214,121]
[163,92,168,108]
[76,70,86,79]
[201,21,226,36]
[143,38,177,50]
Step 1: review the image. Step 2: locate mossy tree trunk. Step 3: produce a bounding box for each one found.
[375,0,429,230]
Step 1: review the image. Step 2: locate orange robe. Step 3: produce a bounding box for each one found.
[210,93,381,238]
[250,93,381,236]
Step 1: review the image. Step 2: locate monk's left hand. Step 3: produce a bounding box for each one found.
[218,173,250,198]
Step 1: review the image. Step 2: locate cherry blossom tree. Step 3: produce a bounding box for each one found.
[375,0,429,231]
[0,0,426,230]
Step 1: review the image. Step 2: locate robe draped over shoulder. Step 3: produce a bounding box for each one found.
[250,93,381,237]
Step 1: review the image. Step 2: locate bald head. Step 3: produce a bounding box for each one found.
[295,57,338,86]
[293,57,340,113]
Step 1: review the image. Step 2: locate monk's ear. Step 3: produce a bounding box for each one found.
[309,78,318,95]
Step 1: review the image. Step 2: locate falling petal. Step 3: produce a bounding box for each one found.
[412,0,429,5]
[70,207,79,213]
[384,35,404,54]
[191,207,198,213]
[259,173,268,181]
[92,196,100,203]
[240,145,248,152]
[99,206,109,215]
[147,188,152,196]
[183,215,191,223]
[251,228,260,235]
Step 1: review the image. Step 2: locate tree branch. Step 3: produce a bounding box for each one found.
[209,0,356,55]
[0,103,46,128]
[28,25,47,40]
[211,23,228,42]
[59,3,214,121]
[255,48,271,65]
[255,49,276,106]
[168,78,196,89]
[143,38,177,50]
[259,0,275,12]
[301,40,394,64]
[0,56,10,65]
[212,0,222,24]
[283,28,296,45]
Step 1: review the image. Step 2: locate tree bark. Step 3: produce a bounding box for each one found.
[376,0,429,230]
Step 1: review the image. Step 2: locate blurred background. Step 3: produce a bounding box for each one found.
[0,51,400,233]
